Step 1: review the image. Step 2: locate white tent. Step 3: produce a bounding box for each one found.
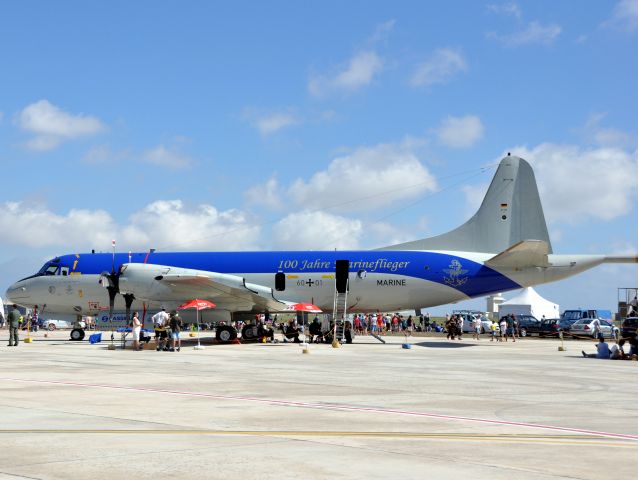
[498,287,559,320]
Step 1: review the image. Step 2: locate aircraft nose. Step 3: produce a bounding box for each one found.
[5,281,30,304]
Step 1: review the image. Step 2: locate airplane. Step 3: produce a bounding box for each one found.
[5,155,637,342]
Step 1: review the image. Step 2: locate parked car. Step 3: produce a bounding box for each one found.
[511,315,542,337]
[460,313,492,334]
[568,318,615,338]
[42,319,74,330]
[537,318,563,336]
[556,317,581,333]
[621,317,638,339]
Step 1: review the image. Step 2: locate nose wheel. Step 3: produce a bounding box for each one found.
[70,328,85,341]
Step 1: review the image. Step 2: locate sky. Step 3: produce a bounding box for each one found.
[1,0,637,315]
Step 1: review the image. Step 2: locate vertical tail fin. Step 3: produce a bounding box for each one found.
[380,155,552,254]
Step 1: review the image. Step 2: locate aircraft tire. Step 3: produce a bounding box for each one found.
[216,325,237,343]
[241,324,258,341]
[70,328,85,341]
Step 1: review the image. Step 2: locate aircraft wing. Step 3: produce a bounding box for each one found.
[119,263,316,313]
[485,240,550,269]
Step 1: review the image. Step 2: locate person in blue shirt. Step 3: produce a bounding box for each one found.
[582,336,611,359]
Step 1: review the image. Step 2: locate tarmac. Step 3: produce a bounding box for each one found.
[0,329,636,480]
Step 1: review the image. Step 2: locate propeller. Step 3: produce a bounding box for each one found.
[99,263,135,332]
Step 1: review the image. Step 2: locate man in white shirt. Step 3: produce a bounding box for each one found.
[472,315,482,340]
[152,308,169,351]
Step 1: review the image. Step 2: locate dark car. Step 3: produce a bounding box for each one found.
[502,314,542,337]
[539,317,579,335]
[537,318,563,336]
[557,317,580,333]
[621,317,638,339]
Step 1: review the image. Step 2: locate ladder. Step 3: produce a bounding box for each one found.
[332,279,349,342]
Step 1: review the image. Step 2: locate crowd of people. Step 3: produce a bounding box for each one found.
[351,312,438,335]
[582,332,638,360]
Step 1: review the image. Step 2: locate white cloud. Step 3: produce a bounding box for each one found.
[0,202,118,249]
[488,21,562,46]
[487,2,522,18]
[272,211,362,250]
[604,0,638,31]
[16,99,105,151]
[122,200,260,250]
[288,140,437,212]
[509,144,638,224]
[82,145,131,165]
[369,19,396,44]
[582,113,636,148]
[462,182,489,218]
[143,145,192,169]
[245,176,283,210]
[435,115,485,148]
[246,110,300,136]
[410,48,468,87]
[0,200,260,251]
[309,51,383,97]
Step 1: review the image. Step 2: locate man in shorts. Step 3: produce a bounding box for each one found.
[472,315,482,340]
[169,311,183,352]
[152,307,169,351]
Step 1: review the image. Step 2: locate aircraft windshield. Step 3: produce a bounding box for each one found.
[36,258,64,276]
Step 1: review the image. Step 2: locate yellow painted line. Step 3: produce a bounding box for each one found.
[0,430,636,447]
[287,275,299,279]
[322,275,334,279]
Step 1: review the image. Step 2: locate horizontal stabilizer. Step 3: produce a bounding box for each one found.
[486,240,550,269]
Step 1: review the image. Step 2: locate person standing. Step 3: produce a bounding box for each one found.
[7,305,21,346]
[472,315,482,340]
[152,307,169,351]
[169,311,183,352]
[499,316,508,341]
[131,311,142,351]
[510,314,519,341]
[456,315,464,340]
[490,319,499,341]
[591,317,602,339]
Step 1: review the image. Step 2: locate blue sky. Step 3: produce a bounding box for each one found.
[1,1,637,314]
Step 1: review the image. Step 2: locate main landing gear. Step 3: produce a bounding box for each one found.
[215,325,238,343]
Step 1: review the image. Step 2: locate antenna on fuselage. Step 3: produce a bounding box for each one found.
[111,240,116,273]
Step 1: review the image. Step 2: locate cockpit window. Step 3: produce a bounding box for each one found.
[45,265,59,275]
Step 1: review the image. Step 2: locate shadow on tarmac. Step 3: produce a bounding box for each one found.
[413,341,475,349]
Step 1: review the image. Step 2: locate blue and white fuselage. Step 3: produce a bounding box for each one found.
[5,156,637,319]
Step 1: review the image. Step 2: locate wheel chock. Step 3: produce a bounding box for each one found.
[24,337,33,344]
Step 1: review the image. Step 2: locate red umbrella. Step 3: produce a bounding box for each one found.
[285,302,322,313]
[177,299,216,349]
[178,299,216,310]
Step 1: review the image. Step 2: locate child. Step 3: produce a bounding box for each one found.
[490,320,499,341]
